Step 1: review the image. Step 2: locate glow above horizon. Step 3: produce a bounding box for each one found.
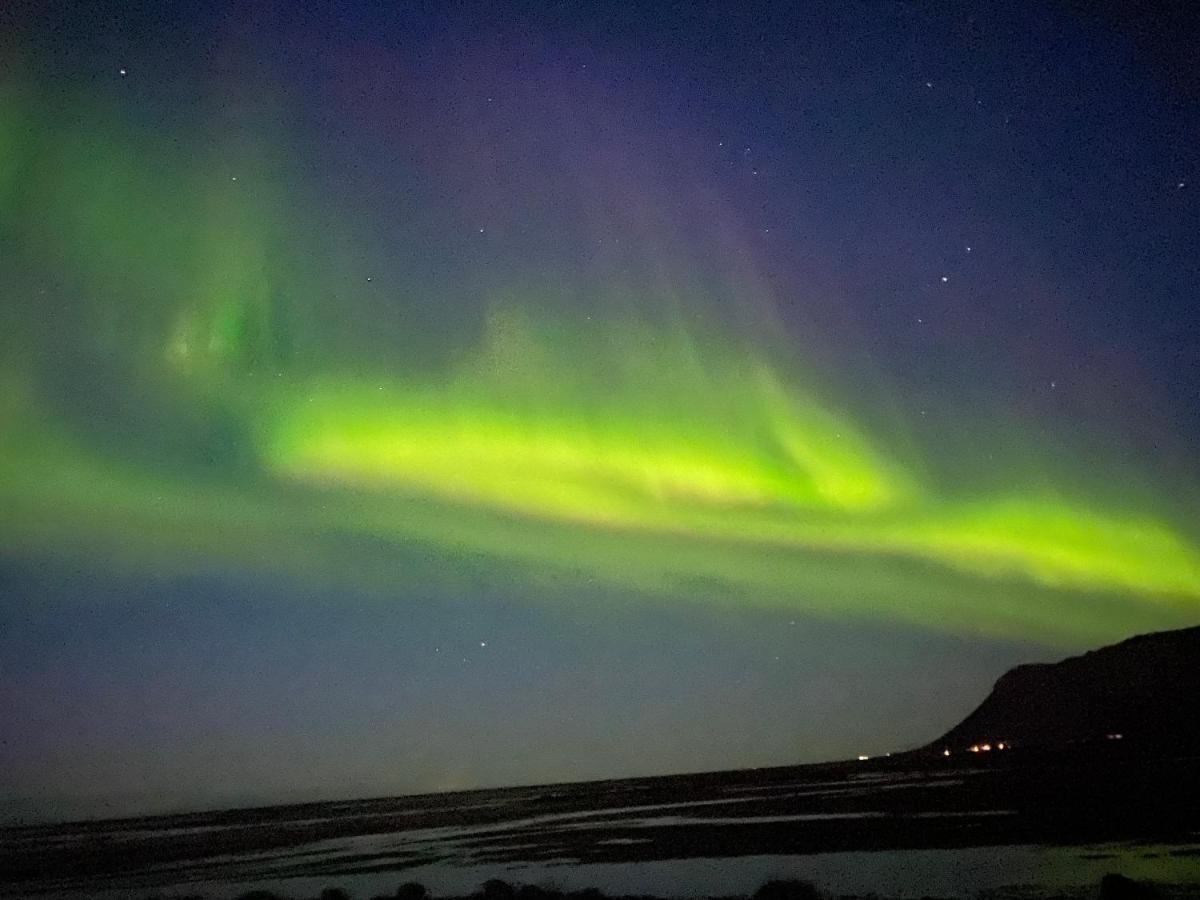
[1,76,1197,650]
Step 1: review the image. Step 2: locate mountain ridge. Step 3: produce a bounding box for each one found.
[927,623,1200,754]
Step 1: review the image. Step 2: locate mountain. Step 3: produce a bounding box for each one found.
[928,624,1200,754]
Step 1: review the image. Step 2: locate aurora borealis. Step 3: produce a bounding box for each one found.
[2,1,1199,820]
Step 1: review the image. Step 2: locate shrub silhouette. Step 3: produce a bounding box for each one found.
[320,889,351,900]
[396,884,430,900]
[1100,874,1161,900]
[751,879,822,900]
[480,879,516,900]
[515,886,563,900]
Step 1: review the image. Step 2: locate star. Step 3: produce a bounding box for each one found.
[941,276,949,283]
[119,68,127,76]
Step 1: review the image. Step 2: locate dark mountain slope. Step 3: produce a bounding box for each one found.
[930,624,1200,752]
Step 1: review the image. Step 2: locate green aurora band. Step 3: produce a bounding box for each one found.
[1,85,1198,646]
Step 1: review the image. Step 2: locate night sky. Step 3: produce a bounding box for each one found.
[2,1,1198,823]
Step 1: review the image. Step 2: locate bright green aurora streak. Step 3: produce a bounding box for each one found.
[1,85,1197,647]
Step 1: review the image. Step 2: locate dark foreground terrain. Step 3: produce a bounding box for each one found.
[141,872,1200,900]
[3,748,1199,899]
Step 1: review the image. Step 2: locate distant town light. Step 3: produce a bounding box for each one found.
[942,749,951,757]
[997,741,1006,750]
[980,744,992,751]
[857,755,870,761]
